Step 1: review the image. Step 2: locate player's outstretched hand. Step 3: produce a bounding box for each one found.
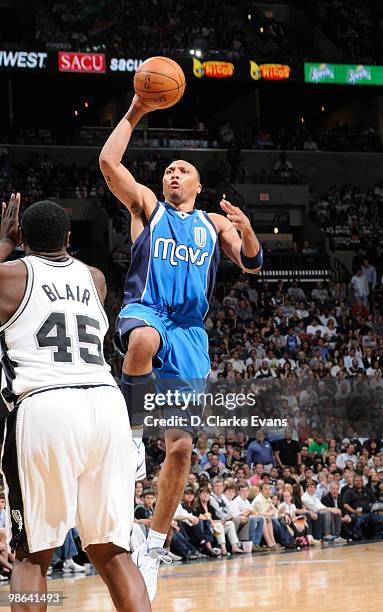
[0,192,21,247]
[220,196,251,232]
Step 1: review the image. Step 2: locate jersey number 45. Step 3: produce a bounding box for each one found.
[35,312,104,366]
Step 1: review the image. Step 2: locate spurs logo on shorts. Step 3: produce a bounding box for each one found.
[12,509,23,532]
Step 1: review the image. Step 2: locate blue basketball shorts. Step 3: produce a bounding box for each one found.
[114,303,210,433]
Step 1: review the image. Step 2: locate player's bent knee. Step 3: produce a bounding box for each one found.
[86,542,128,566]
[15,546,54,576]
[126,327,160,361]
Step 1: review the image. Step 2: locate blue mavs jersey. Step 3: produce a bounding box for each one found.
[115,201,220,381]
[122,201,220,321]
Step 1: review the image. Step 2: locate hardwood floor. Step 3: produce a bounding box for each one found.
[0,542,381,611]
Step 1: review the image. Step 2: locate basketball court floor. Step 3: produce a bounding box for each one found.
[0,542,381,611]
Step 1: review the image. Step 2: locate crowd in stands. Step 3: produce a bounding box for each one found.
[312,0,383,62]
[0,152,221,233]
[1,183,383,569]
[3,251,383,569]
[311,182,383,253]
[129,256,383,558]
[2,121,380,154]
[34,0,291,61]
[133,428,383,559]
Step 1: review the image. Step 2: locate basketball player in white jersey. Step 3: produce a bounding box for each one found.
[0,194,150,612]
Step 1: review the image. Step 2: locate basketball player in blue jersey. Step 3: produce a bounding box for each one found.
[100,95,263,600]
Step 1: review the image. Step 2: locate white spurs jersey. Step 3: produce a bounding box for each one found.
[0,255,116,403]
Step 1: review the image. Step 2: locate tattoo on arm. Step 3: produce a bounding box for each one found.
[105,174,114,189]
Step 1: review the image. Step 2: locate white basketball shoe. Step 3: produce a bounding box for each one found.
[131,542,172,602]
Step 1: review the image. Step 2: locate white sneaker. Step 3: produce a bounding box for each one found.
[62,558,86,573]
[0,573,9,581]
[131,542,172,601]
[168,551,182,561]
[132,439,147,481]
[333,536,347,544]
[46,566,53,576]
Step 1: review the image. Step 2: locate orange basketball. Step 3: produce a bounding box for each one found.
[134,56,186,110]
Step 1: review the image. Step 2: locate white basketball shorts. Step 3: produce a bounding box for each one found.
[1,385,134,554]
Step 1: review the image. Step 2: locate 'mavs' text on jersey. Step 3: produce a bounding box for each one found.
[153,237,209,266]
[41,283,91,305]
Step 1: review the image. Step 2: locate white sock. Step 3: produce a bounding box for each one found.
[132,427,143,449]
[147,528,167,550]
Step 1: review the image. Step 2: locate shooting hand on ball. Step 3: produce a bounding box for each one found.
[131,94,153,115]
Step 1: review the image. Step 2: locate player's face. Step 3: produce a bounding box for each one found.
[163,160,201,206]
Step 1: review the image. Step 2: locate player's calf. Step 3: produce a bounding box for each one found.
[120,327,160,480]
[150,432,193,536]
[10,547,54,612]
[86,543,151,611]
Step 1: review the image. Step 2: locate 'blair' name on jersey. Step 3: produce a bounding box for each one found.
[153,237,209,266]
[41,283,91,305]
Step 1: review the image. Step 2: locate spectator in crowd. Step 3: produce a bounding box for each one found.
[308,433,329,458]
[312,282,329,304]
[336,444,358,471]
[278,488,314,546]
[321,481,351,541]
[246,430,274,471]
[180,487,219,558]
[350,269,369,306]
[362,259,377,292]
[206,453,225,479]
[194,487,229,556]
[302,481,343,541]
[209,478,245,554]
[135,481,144,506]
[232,484,265,552]
[252,483,294,549]
[274,429,301,469]
[134,488,156,537]
[342,474,382,539]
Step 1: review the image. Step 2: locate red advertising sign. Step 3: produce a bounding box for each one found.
[58,52,106,74]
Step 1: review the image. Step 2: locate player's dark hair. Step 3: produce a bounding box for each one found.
[164,160,202,182]
[21,200,70,252]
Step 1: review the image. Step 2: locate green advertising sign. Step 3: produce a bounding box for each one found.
[304,62,383,85]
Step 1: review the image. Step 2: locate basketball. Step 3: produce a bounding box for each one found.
[134,56,186,110]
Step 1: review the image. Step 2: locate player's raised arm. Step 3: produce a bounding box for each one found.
[99,95,157,219]
[209,197,263,274]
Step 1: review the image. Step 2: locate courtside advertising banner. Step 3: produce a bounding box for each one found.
[0,50,296,82]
